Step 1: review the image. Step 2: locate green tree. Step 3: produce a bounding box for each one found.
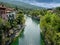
[16,13,24,25]
[0,18,11,45]
[40,11,60,45]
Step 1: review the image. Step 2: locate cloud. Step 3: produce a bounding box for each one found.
[34,0,53,3]
[30,2,60,8]
[11,0,60,8]
[19,0,60,3]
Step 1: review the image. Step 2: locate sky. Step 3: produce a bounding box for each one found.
[11,0,60,8]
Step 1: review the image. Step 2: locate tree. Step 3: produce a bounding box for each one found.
[16,11,24,25]
[54,7,60,16]
[40,11,60,45]
[0,18,11,45]
[0,18,4,45]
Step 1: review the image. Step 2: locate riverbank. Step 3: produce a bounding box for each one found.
[27,14,40,21]
[41,32,45,45]
[10,15,42,45]
[10,25,25,45]
[5,25,25,45]
[10,29,24,45]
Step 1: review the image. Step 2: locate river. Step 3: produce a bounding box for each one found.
[19,15,41,45]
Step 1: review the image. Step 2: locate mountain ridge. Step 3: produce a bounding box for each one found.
[0,0,44,9]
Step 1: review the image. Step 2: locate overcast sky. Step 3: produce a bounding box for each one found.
[10,0,60,8]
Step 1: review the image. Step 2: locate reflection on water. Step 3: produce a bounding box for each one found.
[19,15,41,45]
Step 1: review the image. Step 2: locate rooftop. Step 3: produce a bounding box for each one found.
[0,5,14,12]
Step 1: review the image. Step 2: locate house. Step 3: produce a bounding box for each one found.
[0,5,16,20]
[0,5,7,19]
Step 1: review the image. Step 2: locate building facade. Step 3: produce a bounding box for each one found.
[0,5,16,20]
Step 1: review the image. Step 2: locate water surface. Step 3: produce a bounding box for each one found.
[19,15,41,45]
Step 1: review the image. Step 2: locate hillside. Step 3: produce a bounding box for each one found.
[0,0,44,9]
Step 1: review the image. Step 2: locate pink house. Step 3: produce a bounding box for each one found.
[0,5,16,20]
